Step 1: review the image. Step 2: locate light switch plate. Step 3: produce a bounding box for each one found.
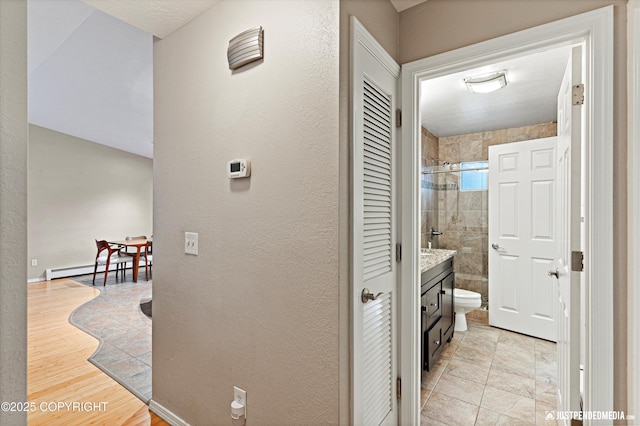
[184,232,198,255]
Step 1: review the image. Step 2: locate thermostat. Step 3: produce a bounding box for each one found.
[227,159,251,178]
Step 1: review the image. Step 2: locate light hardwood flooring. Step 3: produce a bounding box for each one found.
[28,279,167,426]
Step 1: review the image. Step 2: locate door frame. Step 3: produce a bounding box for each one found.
[399,7,613,423]
[628,0,640,417]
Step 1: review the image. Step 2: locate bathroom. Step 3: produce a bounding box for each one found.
[420,122,558,322]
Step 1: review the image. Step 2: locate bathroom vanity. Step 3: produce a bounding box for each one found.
[420,249,456,371]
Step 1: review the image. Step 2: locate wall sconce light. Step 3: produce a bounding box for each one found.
[464,70,508,94]
[227,27,264,70]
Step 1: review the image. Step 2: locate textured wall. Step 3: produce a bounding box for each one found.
[402,0,628,410]
[28,125,153,281]
[153,1,341,423]
[0,0,27,424]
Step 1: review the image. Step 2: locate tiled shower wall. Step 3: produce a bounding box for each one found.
[421,123,557,304]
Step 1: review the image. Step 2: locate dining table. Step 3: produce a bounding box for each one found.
[108,237,151,282]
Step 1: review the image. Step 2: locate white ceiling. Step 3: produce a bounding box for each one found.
[390,0,428,12]
[420,46,572,137]
[29,0,567,159]
[28,0,218,159]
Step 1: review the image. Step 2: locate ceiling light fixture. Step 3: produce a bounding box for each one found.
[464,70,508,94]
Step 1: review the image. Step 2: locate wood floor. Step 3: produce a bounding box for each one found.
[27,279,168,426]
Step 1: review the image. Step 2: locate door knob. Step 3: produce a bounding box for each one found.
[361,288,383,303]
[491,243,501,250]
[548,269,560,278]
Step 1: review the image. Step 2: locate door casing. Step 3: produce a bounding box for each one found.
[399,7,613,424]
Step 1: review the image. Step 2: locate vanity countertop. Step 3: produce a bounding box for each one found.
[420,248,457,273]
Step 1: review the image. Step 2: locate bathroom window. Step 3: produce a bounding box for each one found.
[460,161,488,191]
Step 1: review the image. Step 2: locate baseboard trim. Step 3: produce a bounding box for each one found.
[149,400,190,426]
[27,277,45,283]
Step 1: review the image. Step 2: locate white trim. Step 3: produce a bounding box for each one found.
[351,17,400,78]
[628,0,640,417]
[350,16,401,426]
[149,400,190,426]
[400,7,614,423]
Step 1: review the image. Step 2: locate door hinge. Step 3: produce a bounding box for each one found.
[396,109,402,128]
[572,84,585,105]
[395,243,401,263]
[396,377,401,399]
[571,251,584,272]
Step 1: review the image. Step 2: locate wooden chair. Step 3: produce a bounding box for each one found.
[124,236,152,281]
[92,240,133,286]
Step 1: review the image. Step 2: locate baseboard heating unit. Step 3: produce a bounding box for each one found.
[45,260,147,281]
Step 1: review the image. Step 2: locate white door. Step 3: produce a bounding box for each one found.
[351,17,399,426]
[488,137,558,341]
[554,45,583,422]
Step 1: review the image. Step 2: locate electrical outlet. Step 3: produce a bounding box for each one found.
[234,386,246,410]
[31,259,37,267]
[184,232,198,255]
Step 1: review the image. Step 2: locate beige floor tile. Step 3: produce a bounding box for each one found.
[459,332,499,353]
[495,341,535,364]
[486,367,536,399]
[453,345,494,367]
[423,391,479,426]
[422,355,449,391]
[535,406,558,424]
[475,407,535,426]
[420,412,449,426]
[444,357,491,385]
[419,322,557,425]
[534,338,556,354]
[491,353,536,379]
[534,388,557,409]
[535,377,557,400]
[466,324,502,342]
[480,385,536,423]
[433,373,485,405]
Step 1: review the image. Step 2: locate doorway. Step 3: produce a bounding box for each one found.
[399,7,613,424]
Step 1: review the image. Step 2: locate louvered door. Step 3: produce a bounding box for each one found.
[351,17,399,426]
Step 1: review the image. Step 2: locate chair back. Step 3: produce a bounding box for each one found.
[95,240,111,257]
[126,235,147,241]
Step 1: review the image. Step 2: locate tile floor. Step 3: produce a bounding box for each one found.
[69,269,152,402]
[421,320,557,425]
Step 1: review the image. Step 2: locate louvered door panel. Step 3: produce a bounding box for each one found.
[363,78,392,283]
[362,292,392,426]
[351,17,398,426]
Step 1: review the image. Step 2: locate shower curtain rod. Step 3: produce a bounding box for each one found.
[421,166,489,175]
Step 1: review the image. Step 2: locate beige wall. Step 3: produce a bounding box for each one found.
[0,0,27,424]
[401,0,628,412]
[153,1,341,423]
[27,125,153,281]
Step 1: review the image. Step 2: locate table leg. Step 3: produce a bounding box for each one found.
[132,247,141,282]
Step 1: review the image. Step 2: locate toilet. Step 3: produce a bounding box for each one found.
[453,288,482,331]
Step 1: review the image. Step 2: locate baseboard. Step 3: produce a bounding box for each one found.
[27,277,45,283]
[149,400,190,426]
[45,260,147,281]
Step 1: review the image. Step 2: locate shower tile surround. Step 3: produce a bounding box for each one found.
[420,123,557,305]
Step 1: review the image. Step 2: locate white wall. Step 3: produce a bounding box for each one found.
[152,1,341,423]
[27,125,153,281]
[0,0,28,424]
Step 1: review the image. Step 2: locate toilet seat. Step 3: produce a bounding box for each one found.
[454,288,481,300]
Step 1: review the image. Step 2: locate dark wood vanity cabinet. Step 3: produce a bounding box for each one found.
[421,258,454,371]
